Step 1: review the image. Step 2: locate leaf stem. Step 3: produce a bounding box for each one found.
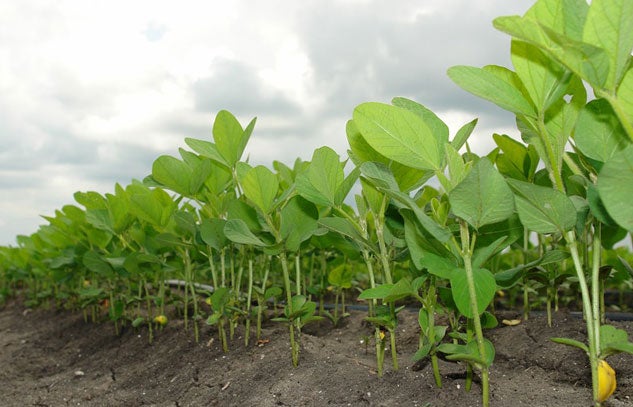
[459,219,489,407]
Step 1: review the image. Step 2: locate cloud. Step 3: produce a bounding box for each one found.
[192,58,301,116]
[0,0,537,245]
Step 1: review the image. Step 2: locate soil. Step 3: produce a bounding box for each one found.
[2,300,633,407]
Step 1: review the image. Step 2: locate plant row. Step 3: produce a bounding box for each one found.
[2,0,633,405]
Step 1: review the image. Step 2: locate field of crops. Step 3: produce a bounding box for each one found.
[2,0,633,406]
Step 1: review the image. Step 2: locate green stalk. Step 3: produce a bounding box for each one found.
[459,219,489,407]
[184,248,199,343]
[256,256,271,341]
[522,228,530,321]
[427,277,442,388]
[280,251,299,367]
[591,224,602,355]
[374,196,398,372]
[566,230,599,404]
[245,258,253,346]
[362,249,383,376]
[144,278,153,344]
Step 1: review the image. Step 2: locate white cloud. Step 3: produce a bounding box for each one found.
[0,0,536,245]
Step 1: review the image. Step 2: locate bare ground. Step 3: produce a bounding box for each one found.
[2,300,633,407]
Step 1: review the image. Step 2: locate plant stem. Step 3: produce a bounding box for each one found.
[566,230,599,404]
[280,251,299,367]
[245,258,253,346]
[459,219,489,407]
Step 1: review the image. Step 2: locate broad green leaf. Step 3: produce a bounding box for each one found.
[598,146,633,231]
[524,0,589,42]
[588,181,618,226]
[199,218,229,251]
[616,66,633,132]
[85,209,114,234]
[451,118,478,151]
[107,185,133,234]
[83,250,114,275]
[353,102,444,171]
[358,284,394,300]
[224,219,268,247]
[213,110,249,167]
[128,187,176,228]
[184,138,228,166]
[384,278,415,303]
[472,236,510,270]
[240,166,279,214]
[450,268,497,318]
[280,196,318,252]
[295,147,345,207]
[575,99,629,162]
[507,178,577,234]
[318,217,370,251]
[346,120,429,192]
[328,263,354,289]
[361,162,452,243]
[226,199,262,233]
[493,133,537,181]
[391,97,449,145]
[190,158,213,196]
[493,15,609,89]
[583,0,633,90]
[152,155,192,196]
[511,39,568,113]
[447,65,536,117]
[449,158,515,229]
[74,191,107,210]
[445,144,468,192]
[402,209,455,266]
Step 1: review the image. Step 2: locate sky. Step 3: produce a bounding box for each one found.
[0,0,537,246]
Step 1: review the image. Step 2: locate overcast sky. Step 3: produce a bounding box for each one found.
[0,0,536,246]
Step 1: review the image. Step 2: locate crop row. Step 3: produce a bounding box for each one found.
[2,0,633,405]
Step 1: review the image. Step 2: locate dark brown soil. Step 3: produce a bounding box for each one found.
[2,300,633,407]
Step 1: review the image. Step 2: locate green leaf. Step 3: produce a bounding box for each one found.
[617,66,633,127]
[224,219,268,247]
[449,158,515,229]
[353,102,444,171]
[361,162,452,243]
[597,146,633,232]
[295,147,345,207]
[447,65,536,117]
[280,196,318,252]
[511,39,568,113]
[318,217,370,251]
[507,178,577,234]
[583,0,633,90]
[240,165,279,214]
[451,118,478,151]
[185,138,228,166]
[472,236,510,270]
[493,133,537,182]
[199,218,229,251]
[575,99,629,162]
[358,284,393,301]
[391,97,449,145]
[213,110,251,167]
[347,120,429,192]
[128,186,176,228]
[152,155,193,196]
[494,15,609,89]
[83,250,114,275]
[450,268,497,318]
